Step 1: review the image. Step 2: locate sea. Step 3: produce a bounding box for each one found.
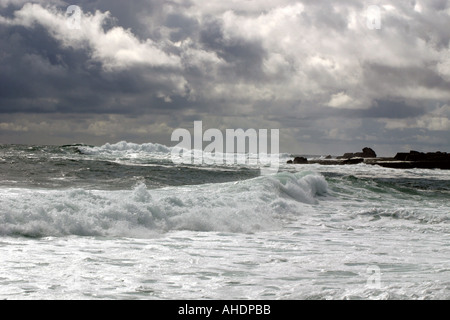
[0,141,448,300]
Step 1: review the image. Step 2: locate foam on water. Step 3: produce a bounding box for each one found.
[79,141,173,156]
[1,143,449,300]
[78,140,292,167]
[0,171,329,238]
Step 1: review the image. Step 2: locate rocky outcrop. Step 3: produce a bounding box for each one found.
[338,147,377,159]
[361,147,377,158]
[286,148,449,169]
[342,158,364,165]
[293,156,308,164]
[394,150,450,162]
[287,156,308,164]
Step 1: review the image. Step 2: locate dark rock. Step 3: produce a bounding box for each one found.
[293,156,308,164]
[342,158,364,164]
[375,160,450,170]
[342,154,351,159]
[394,153,409,161]
[287,160,293,164]
[393,150,450,162]
[406,153,426,161]
[289,149,449,169]
[325,155,332,159]
[339,152,355,159]
[338,147,377,159]
[362,147,377,158]
[405,150,426,161]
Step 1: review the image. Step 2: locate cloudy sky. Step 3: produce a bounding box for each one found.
[0,0,449,155]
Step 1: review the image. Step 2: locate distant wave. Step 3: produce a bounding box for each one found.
[78,141,173,155]
[78,141,291,163]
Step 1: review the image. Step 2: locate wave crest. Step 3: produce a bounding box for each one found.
[0,172,328,238]
[79,141,173,155]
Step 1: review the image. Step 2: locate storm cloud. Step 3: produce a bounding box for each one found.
[0,0,449,155]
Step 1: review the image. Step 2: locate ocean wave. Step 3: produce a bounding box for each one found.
[77,141,291,164]
[0,171,328,238]
[355,207,449,224]
[78,141,173,155]
[325,173,449,224]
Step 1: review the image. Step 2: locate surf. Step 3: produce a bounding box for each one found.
[0,171,329,238]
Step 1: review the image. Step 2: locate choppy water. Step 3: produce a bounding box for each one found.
[0,142,449,299]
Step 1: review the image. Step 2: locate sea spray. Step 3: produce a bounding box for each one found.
[0,172,329,237]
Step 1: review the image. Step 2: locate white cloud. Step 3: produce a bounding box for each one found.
[192,1,448,108]
[2,1,448,107]
[381,104,450,131]
[326,92,353,108]
[416,105,450,131]
[0,3,181,71]
[0,0,62,8]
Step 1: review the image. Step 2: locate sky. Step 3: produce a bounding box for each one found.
[0,0,449,156]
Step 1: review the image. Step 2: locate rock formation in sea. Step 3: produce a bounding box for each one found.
[286,148,449,169]
[293,156,308,164]
[337,147,377,159]
[393,150,450,162]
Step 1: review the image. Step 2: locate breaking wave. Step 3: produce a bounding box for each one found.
[0,171,329,238]
[77,140,291,165]
[78,141,173,156]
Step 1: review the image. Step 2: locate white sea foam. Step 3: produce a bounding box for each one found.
[79,141,173,156]
[1,144,449,300]
[78,140,291,167]
[0,171,329,238]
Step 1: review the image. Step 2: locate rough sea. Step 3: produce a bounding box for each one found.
[0,142,449,300]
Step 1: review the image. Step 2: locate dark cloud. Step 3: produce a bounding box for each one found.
[361,100,425,119]
[0,10,185,114]
[165,12,199,42]
[0,0,449,154]
[199,18,267,81]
